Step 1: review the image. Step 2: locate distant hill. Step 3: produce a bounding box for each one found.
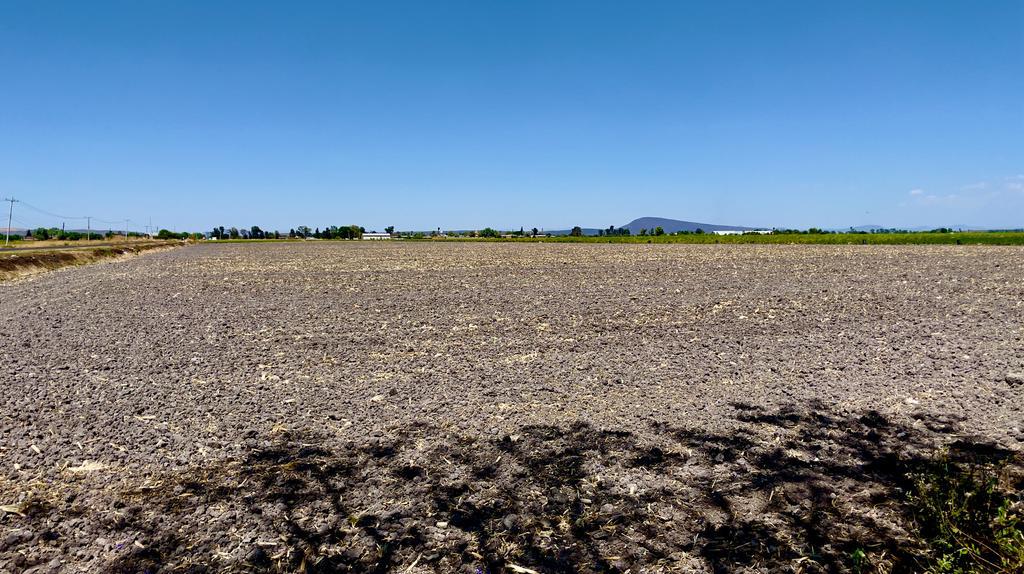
[620,217,754,234]
[547,217,755,236]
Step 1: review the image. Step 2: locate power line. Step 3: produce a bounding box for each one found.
[10,215,109,235]
[18,200,88,221]
[9,214,38,226]
[4,198,171,241]
[14,200,132,229]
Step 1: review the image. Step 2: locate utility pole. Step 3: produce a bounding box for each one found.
[124,219,129,240]
[86,216,91,241]
[3,196,18,246]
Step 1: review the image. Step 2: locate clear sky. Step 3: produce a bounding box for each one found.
[1,1,1021,232]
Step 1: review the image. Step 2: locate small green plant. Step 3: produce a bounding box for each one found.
[850,547,868,573]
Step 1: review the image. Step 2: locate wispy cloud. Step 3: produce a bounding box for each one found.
[903,174,1024,209]
[905,188,958,206]
[923,193,957,205]
[905,188,950,207]
[1004,175,1024,193]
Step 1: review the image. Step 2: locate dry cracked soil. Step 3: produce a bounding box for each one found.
[1,242,1022,573]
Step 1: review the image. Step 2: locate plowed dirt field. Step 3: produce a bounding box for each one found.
[2,242,1022,573]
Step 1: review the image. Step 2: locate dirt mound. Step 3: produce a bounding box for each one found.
[0,243,176,281]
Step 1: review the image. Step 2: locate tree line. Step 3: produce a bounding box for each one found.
[568,225,665,237]
[209,225,369,240]
[25,227,142,241]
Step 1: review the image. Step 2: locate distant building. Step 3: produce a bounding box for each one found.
[713,229,773,235]
[362,232,392,240]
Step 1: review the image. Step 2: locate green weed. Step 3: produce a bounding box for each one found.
[908,456,1023,573]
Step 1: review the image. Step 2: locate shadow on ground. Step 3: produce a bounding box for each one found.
[5,405,1021,573]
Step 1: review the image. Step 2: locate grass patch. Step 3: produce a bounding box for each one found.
[907,454,1023,573]
[0,242,177,281]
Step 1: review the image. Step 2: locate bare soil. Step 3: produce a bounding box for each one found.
[1,242,1022,573]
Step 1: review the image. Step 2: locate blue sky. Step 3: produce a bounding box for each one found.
[1,1,1021,232]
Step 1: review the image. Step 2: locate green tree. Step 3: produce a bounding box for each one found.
[228,227,240,239]
[385,226,395,234]
[570,226,583,237]
[654,226,665,236]
[479,227,501,238]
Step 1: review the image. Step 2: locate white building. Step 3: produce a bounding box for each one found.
[712,229,773,235]
[362,232,392,240]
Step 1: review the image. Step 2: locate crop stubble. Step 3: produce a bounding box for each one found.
[1,242,1022,572]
